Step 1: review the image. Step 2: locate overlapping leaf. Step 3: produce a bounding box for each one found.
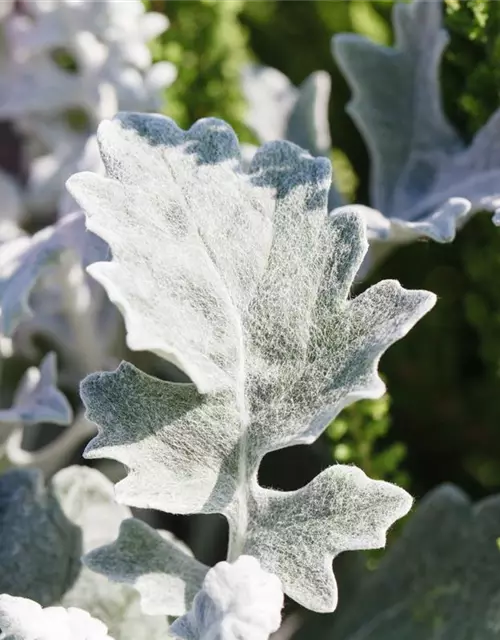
[0,595,112,640]
[68,112,435,613]
[53,466,186,640]
[0,0,174,119]
[0,594,112,640]
[85,518,208,617]
[243,65,332,158]
[333,0,500,244]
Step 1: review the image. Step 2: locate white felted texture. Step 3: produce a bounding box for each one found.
[170,556,283,640]
[0,0,174,218]
[0,595,112,640]
[333,0,500,244]
[68,112,436,613]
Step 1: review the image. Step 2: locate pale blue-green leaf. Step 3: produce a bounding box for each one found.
[0,468,81,606]
[0,352,72,426]
[84,517,208,617]
[333,0,500,243]
[316,485,500,640]
[0,595,112,640]
[70,113,434,612]
[170,556,283,640]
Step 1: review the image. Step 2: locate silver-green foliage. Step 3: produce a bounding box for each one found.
[66,112,435,615]
[333,0,500,244]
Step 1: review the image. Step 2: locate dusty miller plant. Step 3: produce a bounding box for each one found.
[1,0,500,638]
[0,110,435,637]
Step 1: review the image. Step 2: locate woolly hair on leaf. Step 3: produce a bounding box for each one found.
[333,0,500,245]
[67,112,435,614]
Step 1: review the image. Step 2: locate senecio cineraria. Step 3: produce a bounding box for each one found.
[0,0,499,639]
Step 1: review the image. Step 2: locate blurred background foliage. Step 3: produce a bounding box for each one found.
[150,0,500,508]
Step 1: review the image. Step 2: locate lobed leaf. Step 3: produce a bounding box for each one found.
[52,466,174,640]
[85,518,208,617]
[69,112,435,613]
[0,466,182,640]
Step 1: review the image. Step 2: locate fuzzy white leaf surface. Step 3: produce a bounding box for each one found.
[171,556,283,640]
[0,595,112,640]
[68,112,435,613]
[0,465,176,640]
[0,352,72,426]
[0,0,174,218]
[5,1,167,68]
[333,0,500,244]
[0,0,172,119]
